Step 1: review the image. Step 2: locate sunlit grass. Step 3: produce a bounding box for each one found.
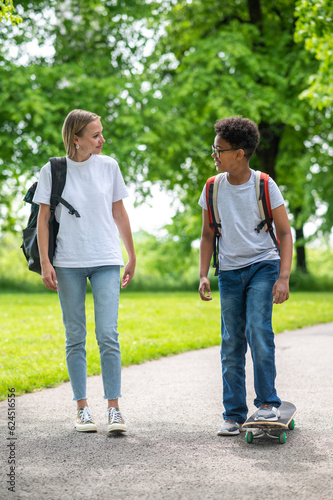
[1,291,333,400]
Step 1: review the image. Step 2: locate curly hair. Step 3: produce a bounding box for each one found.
[214,116,259,159]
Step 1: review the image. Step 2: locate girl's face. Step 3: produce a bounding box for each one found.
[74,118,106,160]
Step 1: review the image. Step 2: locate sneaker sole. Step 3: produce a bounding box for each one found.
[217,429,240,436]
[108,424,127,433]
[75,423,98,432]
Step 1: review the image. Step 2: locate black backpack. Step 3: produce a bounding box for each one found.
[21,157,80,274]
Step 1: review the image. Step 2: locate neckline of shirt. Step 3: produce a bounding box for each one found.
[66,155,96,167]
[225,169,255,188]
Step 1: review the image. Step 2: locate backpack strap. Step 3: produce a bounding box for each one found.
[206,173,222,235]
[255,171,280,255]
[49,157,80,218]
[205,173,222,276]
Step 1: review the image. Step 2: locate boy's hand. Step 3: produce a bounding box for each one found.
[199,277,212,301]
[272,277,289,304]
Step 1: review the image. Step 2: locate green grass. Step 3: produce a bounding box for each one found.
[1,291,333,401]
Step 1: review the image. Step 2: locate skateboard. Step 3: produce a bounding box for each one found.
[242,401,297,444]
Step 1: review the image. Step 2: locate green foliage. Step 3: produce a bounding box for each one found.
[1,290,333,401]
[0,233,46,292]
[1,232,333,293]
[295,0,333,109]
[1,0,333,257]
[134,0,333,247]
[0,0,22,24]
[0,0,154,228]
[124,230,200,291]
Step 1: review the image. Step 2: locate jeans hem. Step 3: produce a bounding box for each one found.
[103,394,122,400]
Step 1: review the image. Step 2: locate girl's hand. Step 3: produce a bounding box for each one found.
[121,259,136,288]
[41,263,59,291]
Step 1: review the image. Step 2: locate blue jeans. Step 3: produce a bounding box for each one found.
[218,260,281,423]
[55,266,122,401]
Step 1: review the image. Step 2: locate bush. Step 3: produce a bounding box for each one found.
[1,232,333,292]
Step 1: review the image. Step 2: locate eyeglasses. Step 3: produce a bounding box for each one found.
[211,145,238,158]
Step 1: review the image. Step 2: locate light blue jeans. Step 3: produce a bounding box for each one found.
[218,260,281,423]
[55,266,122,401]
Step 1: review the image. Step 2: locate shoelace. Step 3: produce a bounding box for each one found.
[79,407,93,423]
[105,407,127,424]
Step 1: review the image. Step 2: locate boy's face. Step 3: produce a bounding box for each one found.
[212,135,240,172]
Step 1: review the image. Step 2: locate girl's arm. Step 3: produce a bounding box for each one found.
[112,200,136,288]
[37,203,59,291]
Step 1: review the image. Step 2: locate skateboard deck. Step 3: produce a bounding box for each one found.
[243,401,297,444]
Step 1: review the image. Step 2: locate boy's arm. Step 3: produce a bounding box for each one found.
[199,208,215,301]
[272,204,293,304]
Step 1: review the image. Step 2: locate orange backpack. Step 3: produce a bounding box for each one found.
[205,171,280,275]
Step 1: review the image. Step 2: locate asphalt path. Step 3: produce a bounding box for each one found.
[1,323,333,500]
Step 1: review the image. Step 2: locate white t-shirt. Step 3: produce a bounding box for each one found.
[198,170,285,271]
[33,154,129,268]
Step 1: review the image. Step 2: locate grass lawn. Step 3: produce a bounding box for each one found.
[1,290,333,401]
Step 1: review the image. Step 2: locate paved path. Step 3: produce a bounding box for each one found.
[1,323,333,500]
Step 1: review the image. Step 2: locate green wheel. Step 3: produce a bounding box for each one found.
[246,431,254,444]
[279,432,286,444]
[288,419,295,430]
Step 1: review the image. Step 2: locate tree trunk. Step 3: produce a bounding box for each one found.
[256,122,285,180]
[255,123,308,271]
[248,0,263,33]
[295,225,308,272]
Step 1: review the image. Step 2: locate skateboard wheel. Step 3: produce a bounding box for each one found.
[246,431,253,443]
[288,419,295,430]
[279,432,286,444]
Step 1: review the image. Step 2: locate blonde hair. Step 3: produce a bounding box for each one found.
[62,109,101,159]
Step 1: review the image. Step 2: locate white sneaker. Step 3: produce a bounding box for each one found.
[254,405,280,421]
[105,406,127,433]
[217,420,243,436]
[75,407,97,432]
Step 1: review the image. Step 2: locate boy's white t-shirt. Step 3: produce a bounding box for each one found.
[33,154,129,268]
[198,170,285,271]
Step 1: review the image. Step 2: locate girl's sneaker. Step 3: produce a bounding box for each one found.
[217,420,243,435]
[254,404,280,421]
[105,406,127,434]
[75,407,97,432]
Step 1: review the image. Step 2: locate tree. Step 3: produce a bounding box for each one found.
[132,0,331,270]
[295,0,333,109]
[0,0,154,230]
[0,0,22,25]
[294,0,333,244]
[1,0,332,272]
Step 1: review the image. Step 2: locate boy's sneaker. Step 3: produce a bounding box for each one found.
[75,407,97,432]
[106,406,127,434]
[254,404,280,421]
[217,420,243,436]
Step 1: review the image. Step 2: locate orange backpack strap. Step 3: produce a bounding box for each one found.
[255,171,280,254]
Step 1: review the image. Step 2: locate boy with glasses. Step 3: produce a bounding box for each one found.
[198,116,293,435]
